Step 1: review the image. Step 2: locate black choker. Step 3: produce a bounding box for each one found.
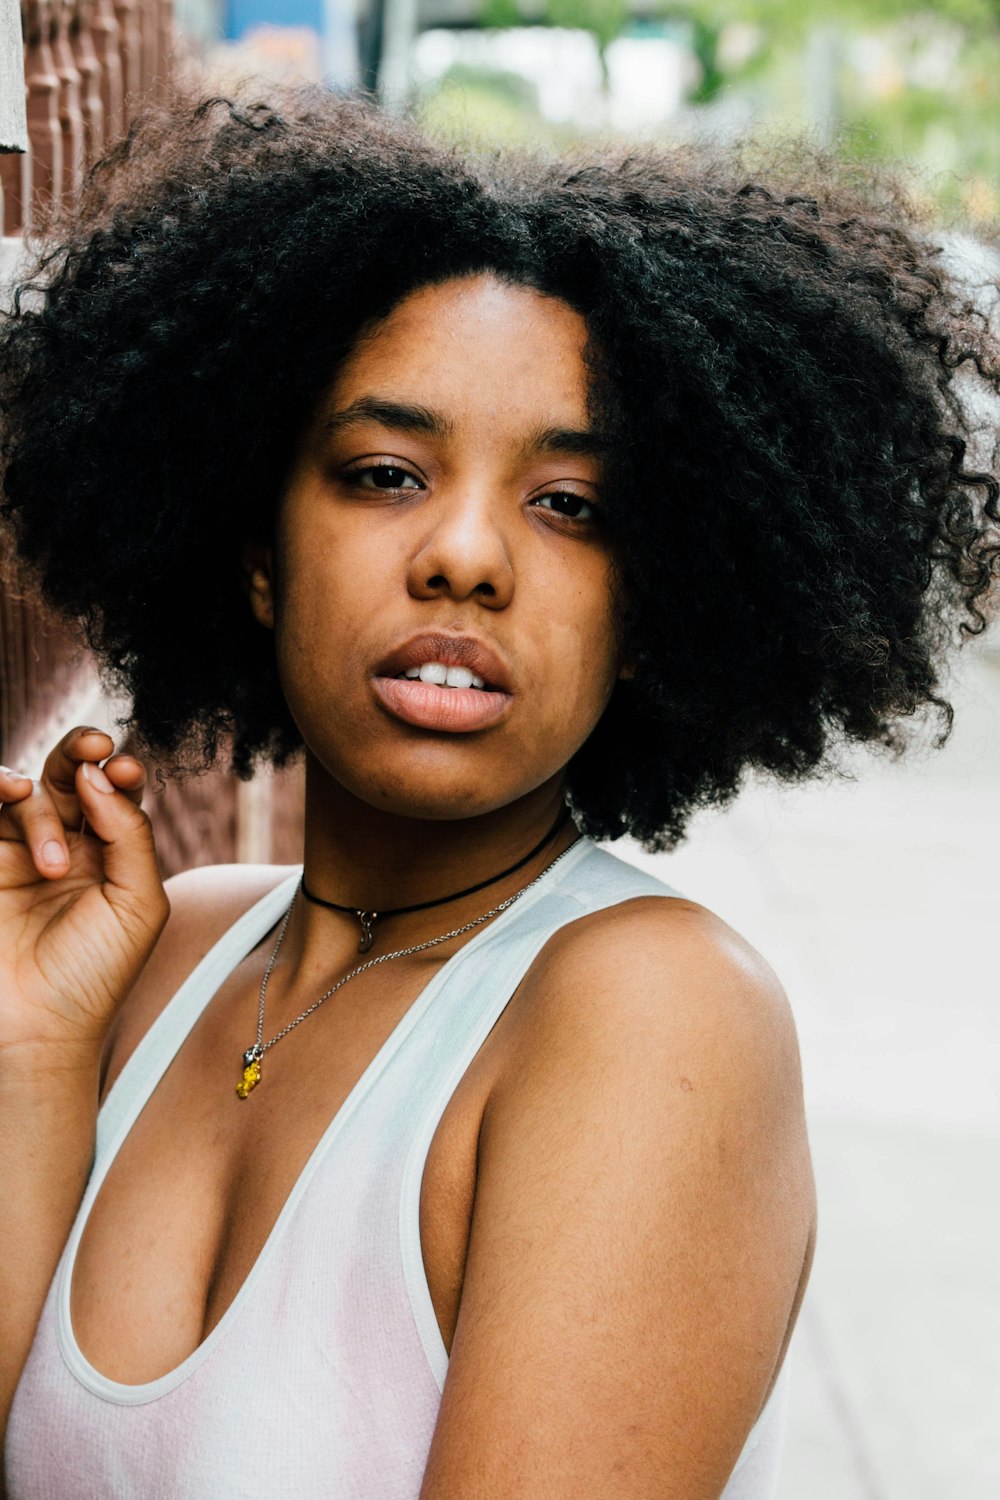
[300,805,573,952]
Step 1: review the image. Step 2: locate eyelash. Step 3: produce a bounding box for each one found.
[342,463,422,494]
[340,463,600,523]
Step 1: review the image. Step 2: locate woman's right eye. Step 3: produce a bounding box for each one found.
[343,464,423,492]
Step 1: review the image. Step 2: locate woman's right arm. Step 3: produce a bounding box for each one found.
[0,726,169,1452]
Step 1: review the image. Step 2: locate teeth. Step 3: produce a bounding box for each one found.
[399,661,490,690]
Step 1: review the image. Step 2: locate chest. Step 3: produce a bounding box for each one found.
[70,958,517,1386]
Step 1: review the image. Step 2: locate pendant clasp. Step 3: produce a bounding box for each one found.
[357,911,378,953]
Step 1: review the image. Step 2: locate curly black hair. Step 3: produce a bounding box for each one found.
[2,87,998,849]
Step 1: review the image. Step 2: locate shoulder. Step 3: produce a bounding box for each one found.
[502,889,802,1108]
[483,885,811,1247]
[421,889,814,1495]
[99,861,299,1099]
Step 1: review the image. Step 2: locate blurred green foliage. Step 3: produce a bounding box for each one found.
[418,62,560,142]
[417,0,1000,228]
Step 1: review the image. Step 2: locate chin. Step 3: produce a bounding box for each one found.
[333,759,524,824]
[368,791,514,823]
[310,720,569,823]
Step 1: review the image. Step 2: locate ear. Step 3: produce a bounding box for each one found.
[240,540,276,630]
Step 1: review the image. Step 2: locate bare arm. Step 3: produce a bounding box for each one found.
[0,729,168,1461]
[418,896,816,1500]
[0,1047,103,1458]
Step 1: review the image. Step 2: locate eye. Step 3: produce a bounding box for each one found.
[531,491,599,522]
[343,463,424,493]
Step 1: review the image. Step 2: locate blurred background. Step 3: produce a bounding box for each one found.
[1,0,998,1493]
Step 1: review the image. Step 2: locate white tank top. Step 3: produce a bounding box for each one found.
[5,839,790,1499]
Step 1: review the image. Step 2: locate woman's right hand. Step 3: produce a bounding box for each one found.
[0,726,170,1065]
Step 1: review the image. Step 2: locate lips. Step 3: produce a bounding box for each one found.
[374,633,513,694]
[372,632,514,733]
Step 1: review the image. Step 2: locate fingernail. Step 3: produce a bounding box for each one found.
[41,840,67,869]
[82,761,114,793]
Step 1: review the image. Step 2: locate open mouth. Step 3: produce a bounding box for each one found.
[394,664,496,692]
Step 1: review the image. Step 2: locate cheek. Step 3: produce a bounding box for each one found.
[532,571,622,727]
[271,533,373,699]
[279,499,392,629]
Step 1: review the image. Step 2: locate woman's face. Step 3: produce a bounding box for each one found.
[247,273,626,821]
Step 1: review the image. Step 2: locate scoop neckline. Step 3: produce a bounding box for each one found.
[57,838,594,1405]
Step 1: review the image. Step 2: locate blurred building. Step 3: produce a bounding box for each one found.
[199,0,358,88]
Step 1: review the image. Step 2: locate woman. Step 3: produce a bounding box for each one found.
[0,89,996,1499]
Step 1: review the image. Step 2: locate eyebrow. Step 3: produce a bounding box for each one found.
[523,425,612,460]
[321,398,451,440]
[321,398,611,460]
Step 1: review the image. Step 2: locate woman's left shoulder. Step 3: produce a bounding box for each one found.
[519,885,800,1084]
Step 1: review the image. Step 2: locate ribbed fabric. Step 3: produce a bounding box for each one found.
[6,838,790,1499]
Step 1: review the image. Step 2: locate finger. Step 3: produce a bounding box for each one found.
[0,774,74,877]
[39,726,116,831]
[101,754,147,809]
[0,765,34,800]
[76,761,167,928]
[0,766,37,839]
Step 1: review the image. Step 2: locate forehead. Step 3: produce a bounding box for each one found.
[326,275,593,431]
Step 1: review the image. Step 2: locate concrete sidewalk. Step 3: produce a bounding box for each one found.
[617,632,1000,1499]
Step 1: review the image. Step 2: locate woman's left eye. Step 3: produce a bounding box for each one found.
[532,492,599,522]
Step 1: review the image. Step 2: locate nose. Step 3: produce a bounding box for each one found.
[406,486,515,609]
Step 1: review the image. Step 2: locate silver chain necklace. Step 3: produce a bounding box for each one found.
[235,831,581,1098]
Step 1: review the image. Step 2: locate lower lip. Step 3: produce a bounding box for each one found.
[372,676,513,732]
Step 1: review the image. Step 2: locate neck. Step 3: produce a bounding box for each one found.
[305,757,572,898]
[283,754,579,976]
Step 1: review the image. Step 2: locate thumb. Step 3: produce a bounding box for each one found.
[77,760,167,929]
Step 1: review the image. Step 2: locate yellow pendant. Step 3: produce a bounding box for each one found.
[236,1046,263,1099]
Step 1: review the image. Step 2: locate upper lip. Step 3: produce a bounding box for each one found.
[375,632,514,693]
